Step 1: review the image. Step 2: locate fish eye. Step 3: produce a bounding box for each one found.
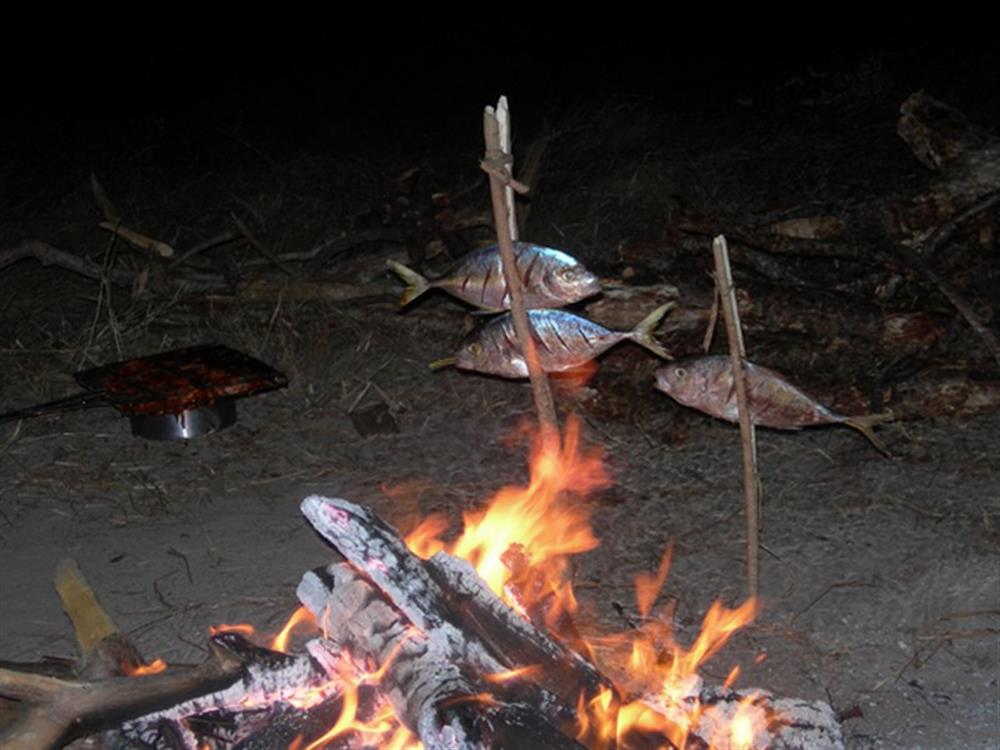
[674,367,687,380]
[558,268,578,280]
[467,342,483,356]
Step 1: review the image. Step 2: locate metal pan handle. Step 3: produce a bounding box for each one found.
[0,390,108,424]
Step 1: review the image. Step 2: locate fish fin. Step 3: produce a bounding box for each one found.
[844,410,895,456]
[629,303,676,360]
[428,356,457,370]
[387,260,431,307]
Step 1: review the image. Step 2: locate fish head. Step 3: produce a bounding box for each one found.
[530,247,601,304]
[655,362,691,395]
[454,338,487,370]
[549,263,602,301]
[453,330,527,378]
[654,358,717,406]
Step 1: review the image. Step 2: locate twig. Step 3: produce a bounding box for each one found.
[702,282,720,352]
[712,235,760,598]
[478,158,530,195]
[98,222,175,259]
[231,213,294,276]
[920,189,1000,257]
[913,264,1000,370]
[899,189,1000,370]
[90,173,121,224]
[168,231,242,269]
[483,97,560,452]
[0,241,134,287]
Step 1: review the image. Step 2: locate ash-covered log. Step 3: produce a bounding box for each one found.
[638,686,845,750]
[121,633,348,750]
[298,494,605,748]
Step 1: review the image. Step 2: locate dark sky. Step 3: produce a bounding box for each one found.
[3,17,996,145]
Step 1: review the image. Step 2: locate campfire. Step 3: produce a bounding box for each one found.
[0,417,843,750]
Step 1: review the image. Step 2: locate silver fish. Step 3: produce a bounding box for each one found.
[654,355,892,453]
[387,241,600,311]
[438,304,674,378]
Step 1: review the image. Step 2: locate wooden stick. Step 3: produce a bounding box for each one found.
[0,241,135,287]
[53,558,143,678]
[231,213,295,276]
[483,97,560,452]
[0,642,244,750]
[98,222,175,259]
[711,235,760,598]
[495,97,520,243]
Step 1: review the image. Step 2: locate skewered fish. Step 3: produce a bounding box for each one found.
[388,241,600,311]
[654,355,893,453]
[435,304,674,378]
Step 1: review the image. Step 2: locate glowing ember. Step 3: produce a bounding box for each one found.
[124,657,167,676]
[209,622,255,637]
[298,649,422,750]
[730,698,759,750]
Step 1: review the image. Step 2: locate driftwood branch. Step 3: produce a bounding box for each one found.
[0,558,250,750]
[0,640,244,750]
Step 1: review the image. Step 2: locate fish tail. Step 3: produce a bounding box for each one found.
[387,260,431,307]
[629,303,675,360]
[844,410,894,456]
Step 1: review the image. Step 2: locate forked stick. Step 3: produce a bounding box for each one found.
[483,97,560,452]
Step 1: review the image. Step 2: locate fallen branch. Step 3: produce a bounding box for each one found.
[0,241,135,287]
[0,639,244,750]
[98,222,175,259]
[231,213,294,276]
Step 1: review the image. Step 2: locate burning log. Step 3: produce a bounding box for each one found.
[121,633,348,750]
[0,638,244,750]
[0,559,246,750]
[299,495,602,748]
[297,496,844,750]
[660,686,844,750]
[299,563,586,750]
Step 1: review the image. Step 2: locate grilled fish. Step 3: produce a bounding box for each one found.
[654,355,893,454]
[438,304,674,378]
[388,241,600,311]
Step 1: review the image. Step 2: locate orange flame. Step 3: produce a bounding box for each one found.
[125,657,167,676]
[295,634,424,750]
[484,664,542,683]
[214,415,765,749]
[209,622,255,637]
[407,415,607,630]
[271,606,318,652]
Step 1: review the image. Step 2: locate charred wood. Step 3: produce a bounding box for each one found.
[121,634,346,750]
[299,496,595,747]
[298,563,585,750]
[0,639,243,750]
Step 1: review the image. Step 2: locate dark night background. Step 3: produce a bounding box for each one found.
[4,18,998,143]
[1,17,999,750]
